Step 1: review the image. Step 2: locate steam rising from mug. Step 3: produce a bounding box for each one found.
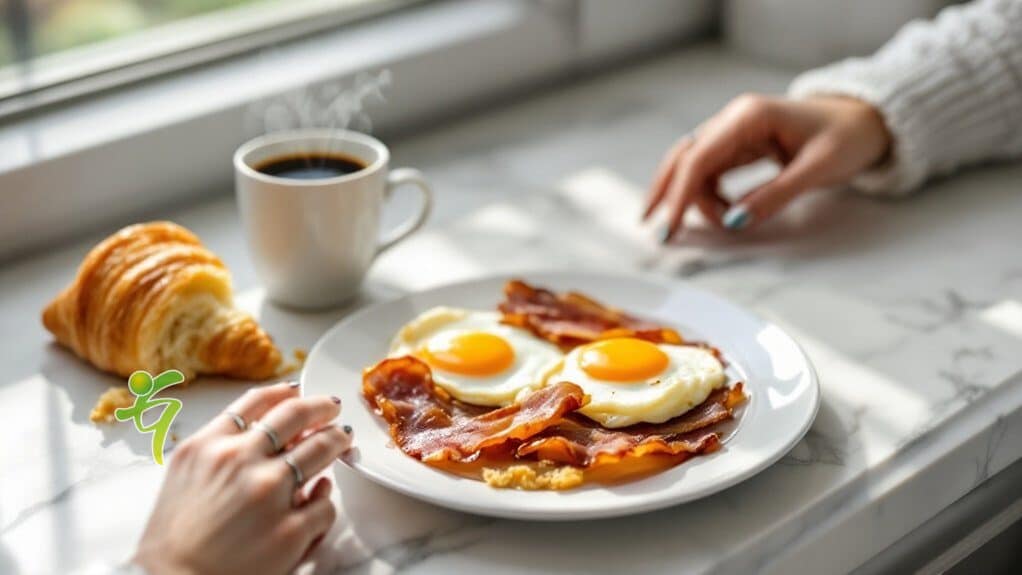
[245,69,393,137]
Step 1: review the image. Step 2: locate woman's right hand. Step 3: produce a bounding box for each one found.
[133,382,353,575]
[644,94,892,241]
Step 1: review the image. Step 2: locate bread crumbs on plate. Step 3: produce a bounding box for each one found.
[483,464,584,490]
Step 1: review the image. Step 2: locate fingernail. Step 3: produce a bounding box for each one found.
[659,226,673,244]
[331,396,341,405]
[289,382,301,389]
[342,424,353,435]
[722,205,752,230]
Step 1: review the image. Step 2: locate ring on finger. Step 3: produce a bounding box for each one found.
[224,411,247,432]
[283,454,304,486]
[252,420,282,454]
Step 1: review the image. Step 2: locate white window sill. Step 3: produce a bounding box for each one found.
[0,0,712,261]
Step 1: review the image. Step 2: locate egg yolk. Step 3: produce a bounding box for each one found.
[420,332,515,376]
[578,337,669,382]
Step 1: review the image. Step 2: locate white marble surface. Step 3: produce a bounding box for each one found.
[2,44,1022,574]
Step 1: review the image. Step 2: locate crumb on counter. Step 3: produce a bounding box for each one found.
[483,464,584,490]
[277,348,308,377]
[90,386,134,423]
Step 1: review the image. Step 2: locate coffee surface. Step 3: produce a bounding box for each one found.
[255,154,366,180]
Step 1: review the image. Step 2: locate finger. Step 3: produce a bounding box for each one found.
[292,473,331,508]
[285,425,352,483]
[662,148,715,242]
[694,181,730,229]
[295,478,335,561]
[307,475,332,502]
[661,129,747,240]
[251,396,341,454]
[664,98,781,240]
[643,136,693,221]
[695,146,781,230]
[294,492,337,546]
[722,136,837,230]
[203,382,301,437]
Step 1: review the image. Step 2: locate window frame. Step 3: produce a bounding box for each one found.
[0,0,715,262]
[0,0,426,118]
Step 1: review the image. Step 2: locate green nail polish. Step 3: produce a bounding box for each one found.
[722,205,751,230]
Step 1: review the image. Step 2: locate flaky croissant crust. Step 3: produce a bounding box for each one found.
[43,221,282,380]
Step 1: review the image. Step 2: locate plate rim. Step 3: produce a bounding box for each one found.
[302,270,820,520]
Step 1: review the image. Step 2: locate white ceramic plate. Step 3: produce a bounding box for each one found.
[302,271,819,520]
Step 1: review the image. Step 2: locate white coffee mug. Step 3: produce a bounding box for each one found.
[234,129,432,309]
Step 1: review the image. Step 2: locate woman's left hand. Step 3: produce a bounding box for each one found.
[133,382,353,575]
[644,94,891,241]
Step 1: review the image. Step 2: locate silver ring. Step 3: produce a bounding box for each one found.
[283,454,304,486]
[252,420,282,453]
[225,411,247,431]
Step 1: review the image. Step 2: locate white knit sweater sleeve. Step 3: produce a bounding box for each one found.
[788,0,1022,196]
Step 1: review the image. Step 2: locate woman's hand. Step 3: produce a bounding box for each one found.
[133,382,353,575]
[644,94,892,241]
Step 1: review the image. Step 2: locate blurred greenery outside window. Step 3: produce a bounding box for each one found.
[0,0,408,112]
[3,0,282,67]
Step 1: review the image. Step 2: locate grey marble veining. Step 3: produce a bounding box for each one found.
[1,44,1021,575]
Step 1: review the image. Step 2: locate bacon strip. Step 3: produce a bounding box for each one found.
[363,356,745,475]
[363,282,747,488]
[498,279,683,349]
[517,384,745,467]
[363,356,586,461]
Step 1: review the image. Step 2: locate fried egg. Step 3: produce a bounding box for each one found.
[547,337,726,428]
[390,307,563,406]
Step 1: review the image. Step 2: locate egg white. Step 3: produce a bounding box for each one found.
[390,307,563,406]
[548,343,726,428]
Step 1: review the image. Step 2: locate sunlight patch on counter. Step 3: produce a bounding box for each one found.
[979,299,1022,339]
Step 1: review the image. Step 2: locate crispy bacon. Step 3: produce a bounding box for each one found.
[363,356,586,461]
[363,282,747,488]
[516,384,745,467]
[363,355,746,480]
[498,279,684,349]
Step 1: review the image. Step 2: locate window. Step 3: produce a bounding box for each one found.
[0,0,420,116]
[0,0,715,261]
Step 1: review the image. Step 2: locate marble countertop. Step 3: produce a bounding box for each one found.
[2,44,1021,575]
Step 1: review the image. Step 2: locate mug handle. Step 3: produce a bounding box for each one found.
[376,167,433,257]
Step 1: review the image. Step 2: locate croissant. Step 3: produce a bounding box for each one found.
[43,221,282,380]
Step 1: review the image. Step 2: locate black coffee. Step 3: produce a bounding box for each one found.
[255,153,367,180]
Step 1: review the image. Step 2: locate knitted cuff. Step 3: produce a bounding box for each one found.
[789,58,931,197]
[788,1,1022,198]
